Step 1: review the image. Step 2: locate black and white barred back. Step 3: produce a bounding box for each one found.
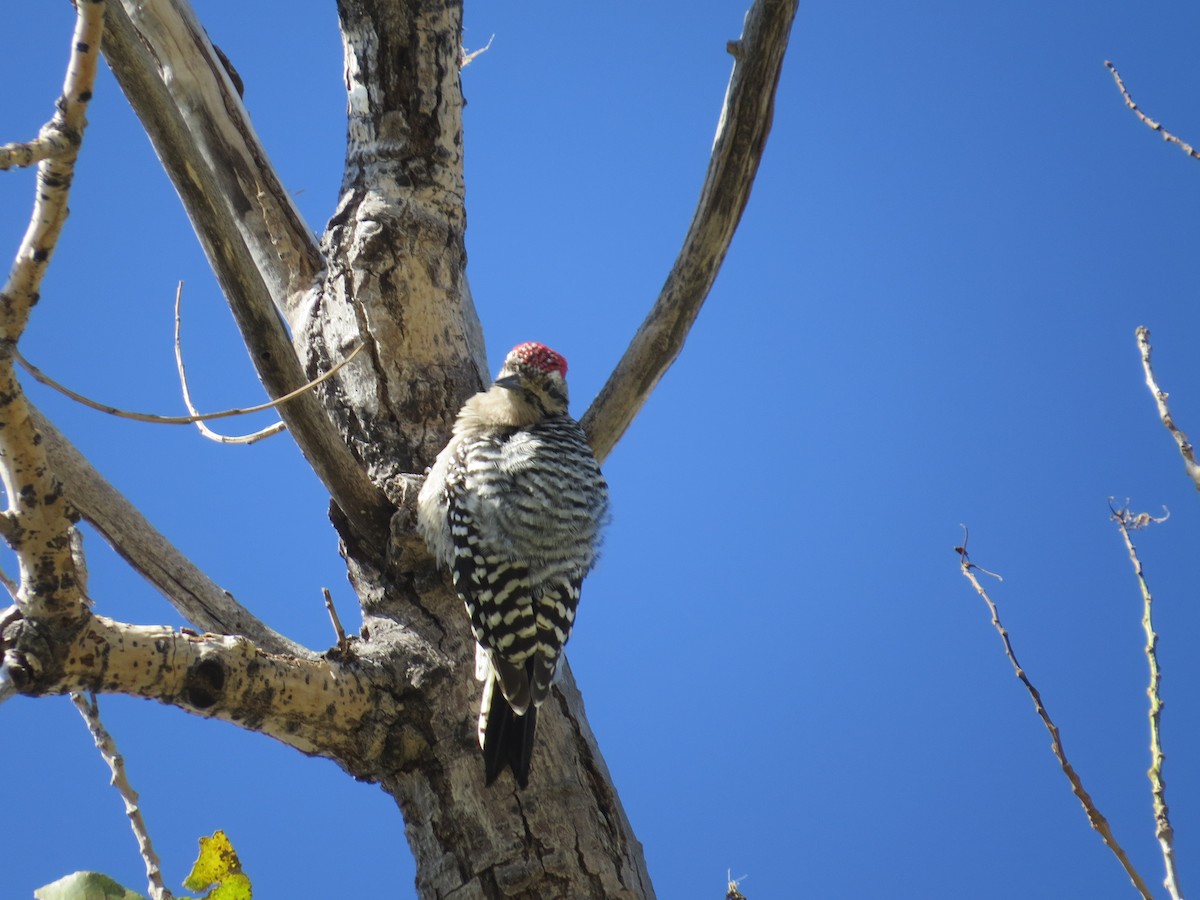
[417,341,608,788]
[447,415,606,708]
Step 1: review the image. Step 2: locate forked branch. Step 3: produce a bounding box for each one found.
[27,407,311,657]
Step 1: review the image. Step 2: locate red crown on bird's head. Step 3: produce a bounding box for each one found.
[507,342,567,378]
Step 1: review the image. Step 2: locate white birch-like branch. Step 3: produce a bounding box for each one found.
[6,614,391,765]
[0,0,105,622]
[0,129,79,171]
[582,0,798,462]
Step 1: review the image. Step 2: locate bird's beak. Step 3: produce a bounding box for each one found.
[494,374,521,391]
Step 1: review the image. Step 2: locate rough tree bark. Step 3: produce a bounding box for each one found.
[0,1,798,897]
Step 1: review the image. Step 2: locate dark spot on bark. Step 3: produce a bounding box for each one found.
[75,42,90,53]
[185,658,226,709]
[32,249,49,262]
[78,90,93,103]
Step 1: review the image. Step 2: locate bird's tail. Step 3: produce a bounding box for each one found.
[479,673,537,788]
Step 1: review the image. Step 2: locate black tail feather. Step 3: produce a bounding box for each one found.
[482,679,538,788]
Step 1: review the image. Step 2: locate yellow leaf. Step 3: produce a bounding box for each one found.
[182,830,252,900]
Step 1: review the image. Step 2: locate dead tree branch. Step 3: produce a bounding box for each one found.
[582,0,798,462]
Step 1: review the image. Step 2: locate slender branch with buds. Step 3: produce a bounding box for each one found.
[1110,505,1183,900]
[957,536,1152,900]
[72,692,173,900]
[1105,62,1200,162]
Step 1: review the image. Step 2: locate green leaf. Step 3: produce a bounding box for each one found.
[34,871,146,900]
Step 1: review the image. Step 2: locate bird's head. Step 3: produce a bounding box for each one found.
[492,341,570,419]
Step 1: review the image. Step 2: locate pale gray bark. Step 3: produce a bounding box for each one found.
[2,0,798,897]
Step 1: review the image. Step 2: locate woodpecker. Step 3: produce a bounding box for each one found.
[417,342,609,788]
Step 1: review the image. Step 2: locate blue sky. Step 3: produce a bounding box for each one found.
[4,1,1200,898]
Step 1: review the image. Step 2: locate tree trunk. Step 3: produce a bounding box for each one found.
[0,0,797,896]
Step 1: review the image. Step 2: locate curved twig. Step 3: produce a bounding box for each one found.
[582,0,798,462]
[174,282,287,444]
[1106,62,1200,162]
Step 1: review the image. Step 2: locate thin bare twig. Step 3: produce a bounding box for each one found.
[1106,62,1200,161]
[322,587,350,656]
[1136,326,1200,490]
[12,340,362,426]
[173,282,286,444]
[71,692,173,900]
[957,533,1153,900]
[1111,504,1184,900]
